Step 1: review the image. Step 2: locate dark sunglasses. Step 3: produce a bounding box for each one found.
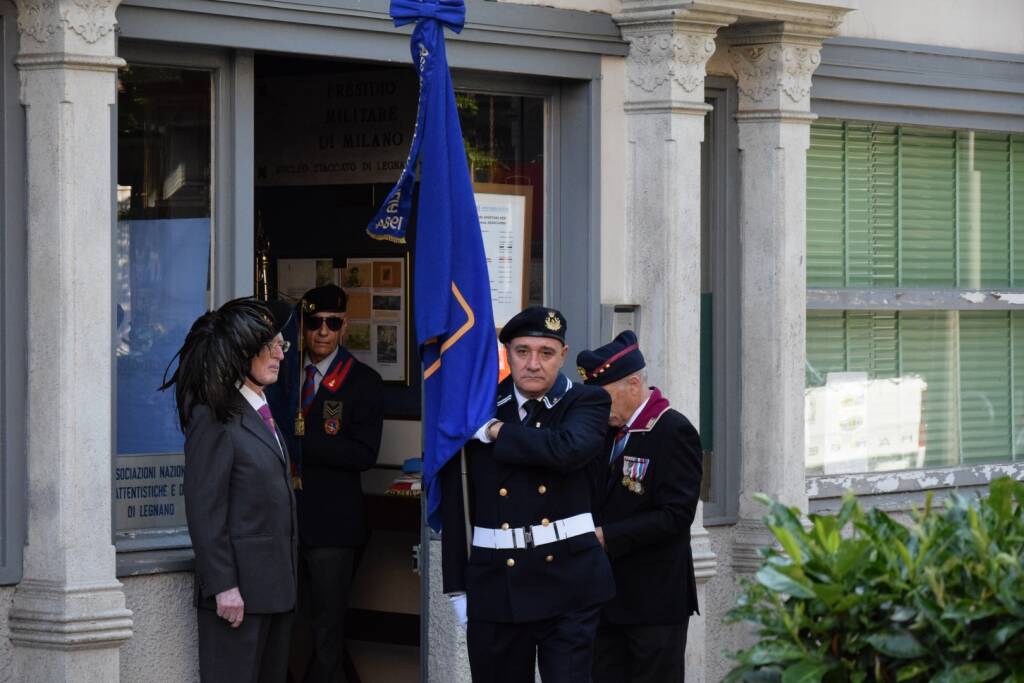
[305,316,344,332]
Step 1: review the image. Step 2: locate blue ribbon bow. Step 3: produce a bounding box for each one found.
[390,0,465,32]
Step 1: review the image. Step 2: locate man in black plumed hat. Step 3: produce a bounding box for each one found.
[266,284,383,683]
[576,330,703,683]
[440,305,615,683]
[161,297,298,682]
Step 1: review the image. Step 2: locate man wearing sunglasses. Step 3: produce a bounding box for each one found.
[267,284,384,682]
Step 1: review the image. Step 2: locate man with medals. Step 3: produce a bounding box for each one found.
[267,284,384,683]
[576,330,704,683]
[439,306,615,683]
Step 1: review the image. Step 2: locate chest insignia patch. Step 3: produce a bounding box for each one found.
[324,418,340,435]
[323,400,342,418]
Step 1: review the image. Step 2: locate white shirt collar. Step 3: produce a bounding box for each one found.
[304,347,339,376]
[238,383,267,411]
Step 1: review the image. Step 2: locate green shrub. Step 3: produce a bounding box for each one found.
[725,476,1024,683]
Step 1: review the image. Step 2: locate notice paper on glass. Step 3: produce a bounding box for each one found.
[474,184,532,327]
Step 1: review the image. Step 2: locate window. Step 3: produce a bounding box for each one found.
[114,64,213,548]
[805,120,1024,475]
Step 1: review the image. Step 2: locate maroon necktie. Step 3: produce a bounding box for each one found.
[609,425,629,464]
[256,404,277,438]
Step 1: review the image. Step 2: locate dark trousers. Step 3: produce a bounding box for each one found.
[467,603,602,683]
[592,620,688,683]
[197,607,294,683]
[298,544,356,683]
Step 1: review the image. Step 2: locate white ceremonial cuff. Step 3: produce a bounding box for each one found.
[473,419,498,443]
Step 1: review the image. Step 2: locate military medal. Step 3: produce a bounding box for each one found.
[622,456,650,495]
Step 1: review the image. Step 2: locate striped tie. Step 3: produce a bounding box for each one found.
[609,425,629,464]
[300,364,317,416]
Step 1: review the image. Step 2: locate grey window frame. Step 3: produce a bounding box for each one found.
[702,77,740,526]
[0,4,27,585]
[113,41,253,577]
[112,2,622,575]
[806,37,1024,514]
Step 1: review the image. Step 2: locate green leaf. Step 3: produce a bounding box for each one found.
[865,630,927,659]
[743,641,805,666]
[781,660,830,683]
[992,622,1024,648]
[894,662,930,682]
[744,671,784,683]
[931,663,1004,683]
[770,525,805,565]
[756,565,816,599]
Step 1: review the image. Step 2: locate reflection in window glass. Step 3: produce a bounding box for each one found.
[116,66,212,458]
[456,92,544,310]
[806,121,1024,474]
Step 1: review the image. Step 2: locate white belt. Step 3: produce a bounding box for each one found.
[472,513,595,550]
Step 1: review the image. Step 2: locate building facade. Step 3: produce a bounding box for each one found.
[0,0,1021,680]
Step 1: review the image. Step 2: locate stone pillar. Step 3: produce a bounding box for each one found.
[8,1,132,680]
[615,3,732,680]
[726,24,829,571]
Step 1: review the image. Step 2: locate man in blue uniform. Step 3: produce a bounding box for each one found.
[577,330,703,683]
[440,306,615,683]
[267,285,384,683]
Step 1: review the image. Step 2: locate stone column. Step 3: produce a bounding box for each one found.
[8,1,132,680]
[615,3,732,680]
[726,24,829,571]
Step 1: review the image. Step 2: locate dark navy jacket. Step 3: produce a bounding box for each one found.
[268,344,384,548]
[441,374,616,623]
[592,389,703,625]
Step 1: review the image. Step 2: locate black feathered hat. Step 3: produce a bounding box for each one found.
[159,297,276,429]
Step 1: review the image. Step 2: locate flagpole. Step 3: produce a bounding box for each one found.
[460,447,472,555]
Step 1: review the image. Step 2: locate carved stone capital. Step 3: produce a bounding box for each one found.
[14,0,121,56]
[616,7,733,107]
[728,39,821,111]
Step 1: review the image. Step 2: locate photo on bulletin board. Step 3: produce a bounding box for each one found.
[343,255,409,384]
[277,257,339,303]
[473,183,533,327]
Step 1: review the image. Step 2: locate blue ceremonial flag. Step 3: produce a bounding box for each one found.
[367,0,497,531]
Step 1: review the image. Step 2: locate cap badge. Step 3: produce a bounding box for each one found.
[545,311,562,332]
[302,299,316,314]
[577,366,588,381]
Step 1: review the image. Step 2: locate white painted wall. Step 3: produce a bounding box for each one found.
[840,0,1024,55]
[599,55,629,304]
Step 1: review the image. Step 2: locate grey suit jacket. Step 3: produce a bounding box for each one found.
[184,396,298,614]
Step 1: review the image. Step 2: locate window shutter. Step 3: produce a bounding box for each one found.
[958,132,1011,288]
[958,312,1012,463]
[900,127,957,287]
[807,121,846,287]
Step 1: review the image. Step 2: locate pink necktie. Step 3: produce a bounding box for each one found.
[257,404,277,437]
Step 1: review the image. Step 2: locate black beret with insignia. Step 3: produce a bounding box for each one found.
[301,284,347,315]
[576,329,645,386]
[499,306,567,345]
